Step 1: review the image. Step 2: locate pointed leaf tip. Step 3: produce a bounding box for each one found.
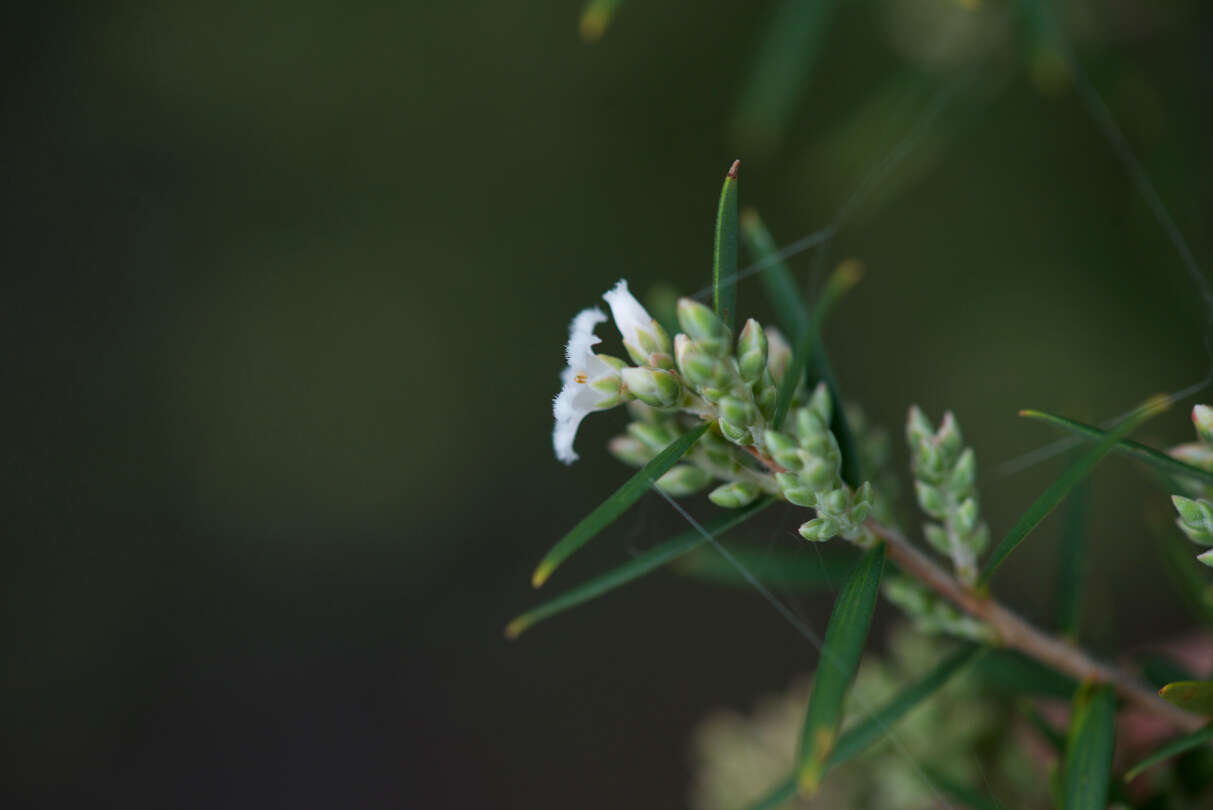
[727,159,740,179]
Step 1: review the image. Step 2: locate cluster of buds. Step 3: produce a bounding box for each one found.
[906,407,989,586]
[554,277,876,545]
[764,385,876,545]
[1170,405,1213,568]
[672,298,786,444]
[883,576,994,643]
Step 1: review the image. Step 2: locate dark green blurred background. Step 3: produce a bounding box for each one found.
[5,1,1211,807]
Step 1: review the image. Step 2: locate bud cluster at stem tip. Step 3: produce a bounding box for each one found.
[764,384,876,545]
[906,407,989,586]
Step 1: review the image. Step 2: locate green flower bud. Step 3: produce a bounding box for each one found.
[755,376,778,421]
[947,448,977,494]
[736,319,768,383]
[676,298,729,343]
[776,472,816,507]
[607,435,655,467]
[718,418,751,445]
[764,430,798,454]
[1194,404,1213,444]
[622,340,651,367]
[915,481,946,518]
[820,487,850,515]
[718,395,757,429]
[1173,495,1211,529]
[807,382,832,425]
[795,407,827,442]
[936,411,963,462]
[853,481,873,506]
[708,481,761,509]
[954,497,979,535]
[674,334,727,389]
[849,499,871,525]
[589,373,624,408]
[628,421,677,453]
[1198,548,1213,568]
[906,405,934,446]
[924,523,951,554]
[621,367,682,407]
[802,457,837,490]
[656,464,713,496]
[799,516,840,543]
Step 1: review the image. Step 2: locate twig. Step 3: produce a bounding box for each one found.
[742,445,1204,731]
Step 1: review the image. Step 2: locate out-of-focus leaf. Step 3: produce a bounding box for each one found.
[713,161,740,331]
[531,424,709,587]
[1020,409,1213,488]
[828,643,982,767]
[1062,685,1117,810]
[1124,724,1213,782]
[508,497,772,638]
[748,643,981,809]
[672,544,856,592]
[980,395,1171,584]
[796,543,886,795]
[1159,681,1213,717]
[733,0,843,145]
[1055,479,1089,639]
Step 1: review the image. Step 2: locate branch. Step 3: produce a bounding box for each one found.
[869,521,1203,731]
[742,444,1203,731]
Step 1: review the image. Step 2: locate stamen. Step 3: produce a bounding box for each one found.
[575,372,587,384]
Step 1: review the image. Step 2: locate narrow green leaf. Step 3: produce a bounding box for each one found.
[1062,685,1117,810]
[673,544,856,592]
[733,0,842,144]
[919,767,1008,810]
[743,775,796,810]
[739,208,809,337]
[1055,479,1090,639]
[509,497,772,638]
[747,642,982,808]
[713,160,740,331]
[1020,409,1213,488]
[796,543,886,795]
[979,394,1171,585]
[828,643,982,768]
[531,423,710,587]
[971,649,1076,699]
[1124,724,1213,782]
[1159,681,1213,717]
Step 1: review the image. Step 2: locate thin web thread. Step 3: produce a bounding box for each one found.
[652,484,955,810]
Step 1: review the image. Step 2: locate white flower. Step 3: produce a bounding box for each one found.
[552,307,622,464]
[603,279,670,365]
